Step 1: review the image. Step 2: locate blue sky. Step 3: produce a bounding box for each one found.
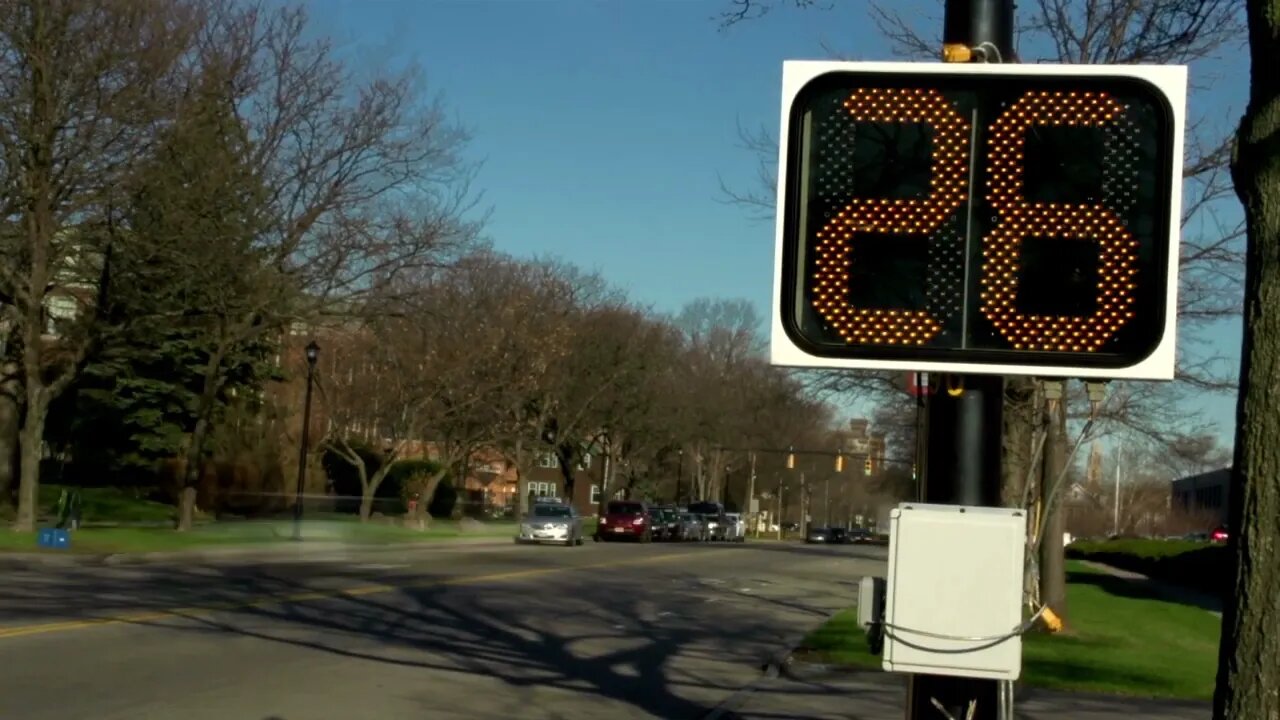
[302,0,1247,443]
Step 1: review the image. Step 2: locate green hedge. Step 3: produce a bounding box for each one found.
[1066,538,1230,596]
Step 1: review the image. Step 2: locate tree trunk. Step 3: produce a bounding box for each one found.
[177,351,225,531]
[1039,395,1069,628]
[176,410,212,531]
[12,397,47,532]
[513,437,528,522]
[1214,3,1280,715]
[420,468,449,515]
[0,359,21,512]
[597,449,614,516]
[359,461,396,522]
[1003,377,1039,506]
[358,490,375,522]
[557,446,576,505]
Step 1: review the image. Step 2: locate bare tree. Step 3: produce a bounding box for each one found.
[322,253,546,522]
[0,0,201,531]
[487,257,607,519]
[159,2,480,530]
[715,0,830,30]
[1215,0,1280,716]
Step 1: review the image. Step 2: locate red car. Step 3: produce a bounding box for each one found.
[1211,526,1229,543]
[595,500,652,542]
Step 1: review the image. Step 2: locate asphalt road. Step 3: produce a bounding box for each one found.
[0,539,885,720]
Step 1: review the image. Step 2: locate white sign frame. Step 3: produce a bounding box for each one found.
[769,60,1188,381]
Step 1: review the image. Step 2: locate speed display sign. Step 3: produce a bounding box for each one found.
[769,61,1187,380]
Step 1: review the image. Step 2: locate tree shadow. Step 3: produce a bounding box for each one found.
[1065,570,1223,614]
[0,546,862,719]
[727,541,888,562]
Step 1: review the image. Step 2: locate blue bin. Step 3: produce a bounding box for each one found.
[36,528,71,549]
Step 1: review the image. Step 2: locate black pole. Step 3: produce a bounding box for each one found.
[943,0,1015,61]
[292,344,319,541]
[908,376,1005,719]
[906,3,1014,718]
[676,449,684,506]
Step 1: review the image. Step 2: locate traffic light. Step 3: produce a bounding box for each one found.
[864,458,873,476]
[770,61,1187,381]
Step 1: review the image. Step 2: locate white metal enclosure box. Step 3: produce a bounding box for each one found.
[882,503,1028,680]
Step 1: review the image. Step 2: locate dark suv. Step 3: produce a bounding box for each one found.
[654,506,682,540]
[595,500,653,542]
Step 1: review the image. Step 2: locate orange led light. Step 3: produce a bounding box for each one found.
[811,87,969,346]
[978,90,1137,352]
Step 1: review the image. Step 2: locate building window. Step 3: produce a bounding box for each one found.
[531,482,557,498]
[578,453,593,470]
[590,484,601,504]
[538,452,558,469]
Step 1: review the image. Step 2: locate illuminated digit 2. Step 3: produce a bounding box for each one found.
[811,88,970,345]
[980,91,1139,352]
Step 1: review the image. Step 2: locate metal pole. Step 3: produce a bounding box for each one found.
[800,470,808,538]
[776,476,784,540]
[292,360,316,541]
[908,12,1015,719]
[676,449,684,507]
[908,375,1005,719]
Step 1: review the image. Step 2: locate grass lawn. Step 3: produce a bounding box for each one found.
[0,516,520,554]
[795,561,1220,700]
[32,484,196,524]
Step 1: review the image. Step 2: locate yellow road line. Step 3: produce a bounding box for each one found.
[0,551,690,641]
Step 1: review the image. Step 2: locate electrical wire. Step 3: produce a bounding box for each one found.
[878,606,1047,654]
[973,41,1005,64]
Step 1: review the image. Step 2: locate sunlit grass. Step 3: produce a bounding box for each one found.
[795,561,1220,700]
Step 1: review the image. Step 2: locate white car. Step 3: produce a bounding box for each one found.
[723,513,746,543]
[516,502,584,546]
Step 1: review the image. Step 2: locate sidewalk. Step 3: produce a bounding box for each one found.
[0,535,514,570]
[712,666,1211,719]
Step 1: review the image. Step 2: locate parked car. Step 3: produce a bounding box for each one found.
[595,500,653,542]
[805,526,830,544]
[703,513,728,541]
[688,501,727,541]
[678,512,709,541]
[654,506,682,540]
[821,527,849,544]
[723,512,747,543]
[647,508,673,541]
[516,501,584,546]
[1211,526,1229,543]
[848,528,873,543]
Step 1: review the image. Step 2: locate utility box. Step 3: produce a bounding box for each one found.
[882,503,1027,680]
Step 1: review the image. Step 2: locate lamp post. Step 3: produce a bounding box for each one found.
[292,340,320,541]
[675,447,684,506]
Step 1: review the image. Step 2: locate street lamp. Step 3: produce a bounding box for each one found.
[292,340,320,541]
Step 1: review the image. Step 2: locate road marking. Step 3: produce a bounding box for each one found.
[0,551,692,642]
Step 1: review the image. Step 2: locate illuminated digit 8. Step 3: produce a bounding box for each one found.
[980,91,1139,352]
[812,88,970,345]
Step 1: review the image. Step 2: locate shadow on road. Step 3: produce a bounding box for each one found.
[0,545,864,718]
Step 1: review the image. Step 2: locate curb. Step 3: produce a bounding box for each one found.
[700,629,813,719]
